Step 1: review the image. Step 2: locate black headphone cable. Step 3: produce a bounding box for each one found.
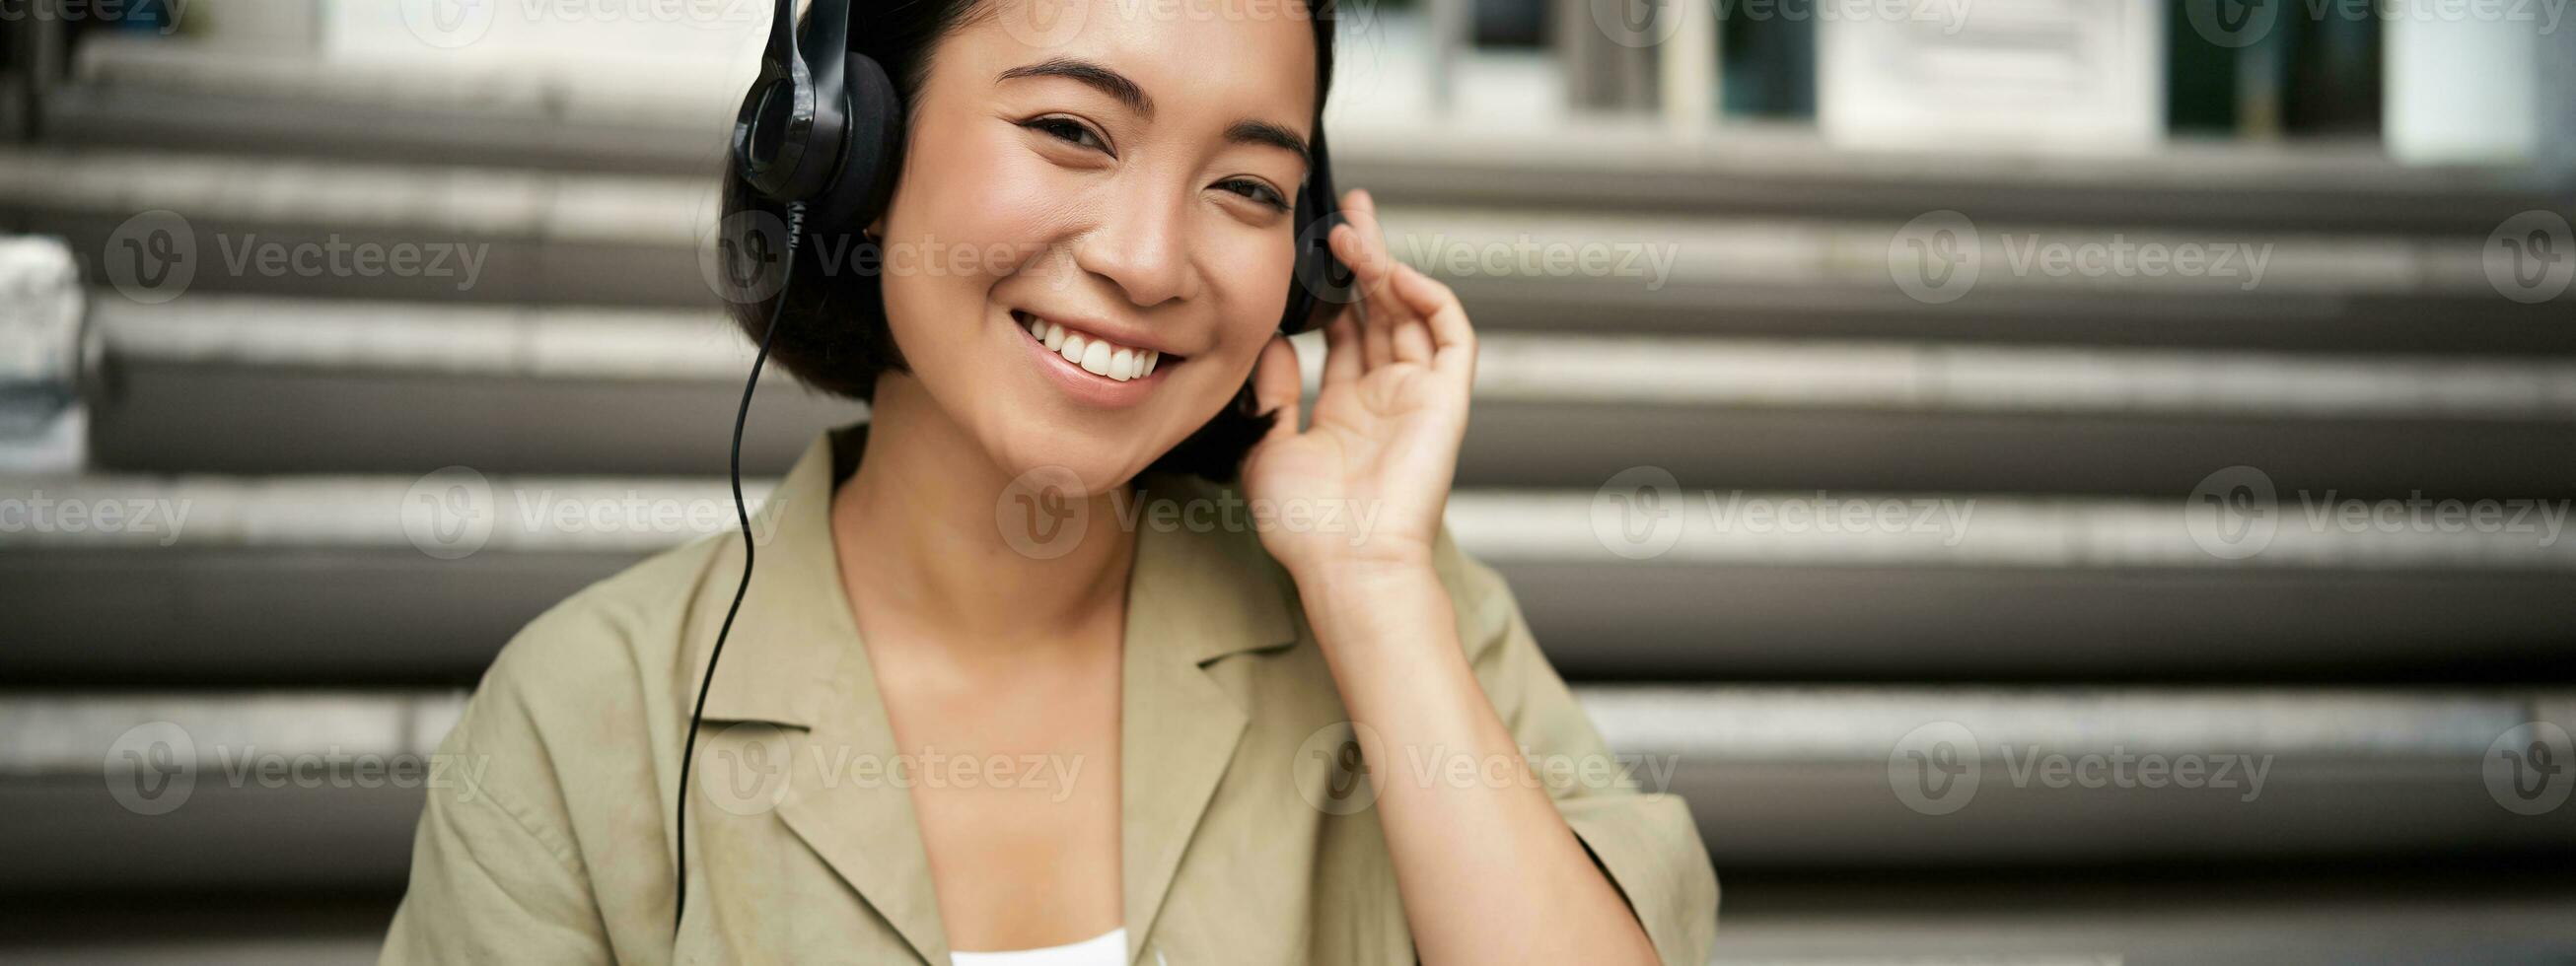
[674,200,804,932]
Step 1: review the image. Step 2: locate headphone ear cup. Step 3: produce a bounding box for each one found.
[1284,159,1353,336]
[812,52,906,240]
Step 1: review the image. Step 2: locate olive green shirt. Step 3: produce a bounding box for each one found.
[380,423,1718,964]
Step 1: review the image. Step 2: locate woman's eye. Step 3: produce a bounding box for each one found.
[1023,116,1108,153]
[1218,178,1290,211]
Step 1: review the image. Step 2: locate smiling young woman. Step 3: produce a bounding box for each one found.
[378,2,1717,964]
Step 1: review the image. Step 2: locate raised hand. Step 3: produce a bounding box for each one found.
[1241,188,1477,579]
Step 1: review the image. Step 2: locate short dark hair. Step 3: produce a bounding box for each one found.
[717,0,1338,482]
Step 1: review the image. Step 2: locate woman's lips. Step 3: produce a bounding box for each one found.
[1017,310,1169,381]
[1016,310,1179,407]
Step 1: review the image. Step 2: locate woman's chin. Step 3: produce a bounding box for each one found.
[984,432,1158,502]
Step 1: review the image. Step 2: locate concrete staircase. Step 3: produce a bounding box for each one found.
[5,36,2576,965]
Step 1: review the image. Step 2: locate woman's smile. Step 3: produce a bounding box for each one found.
[1013,308,1183,408]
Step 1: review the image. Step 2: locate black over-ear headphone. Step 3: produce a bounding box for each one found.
[676,0,1351,930]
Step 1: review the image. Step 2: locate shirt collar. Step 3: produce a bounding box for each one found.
[687,421,1303,728]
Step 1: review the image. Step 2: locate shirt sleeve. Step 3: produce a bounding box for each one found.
[380,661,616,963]
[1432,523,1721,966]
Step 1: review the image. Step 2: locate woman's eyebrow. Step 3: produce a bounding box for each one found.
[998,56,1311,169]
[1226,119,1311,172]
[998,57,1155,116]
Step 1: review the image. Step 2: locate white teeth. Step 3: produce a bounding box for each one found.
[1026,313,1167,381]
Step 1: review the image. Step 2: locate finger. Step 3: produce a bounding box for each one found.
[1341,188,1402,310]
[1339,188,1391,280]
[1329,223,1395,371]
[1251,332,1303,443]
[1393,264,1471,350]
[1390,314,1434,367]
[1319,310,1363,388]
[1394,265,1476,379]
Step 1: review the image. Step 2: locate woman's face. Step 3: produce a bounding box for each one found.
[870,0,1319,494]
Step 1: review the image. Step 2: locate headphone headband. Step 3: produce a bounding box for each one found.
[732,0,848,200]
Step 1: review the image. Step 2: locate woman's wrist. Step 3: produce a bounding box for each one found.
[1286,553,1450,654]
[1283,546,1437,597]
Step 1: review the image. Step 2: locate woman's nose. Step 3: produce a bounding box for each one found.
[1071,182,1200,310]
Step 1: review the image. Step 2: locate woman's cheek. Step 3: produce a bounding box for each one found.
[951,143,1085,253]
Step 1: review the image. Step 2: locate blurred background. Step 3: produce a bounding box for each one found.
[3,0,2575,963]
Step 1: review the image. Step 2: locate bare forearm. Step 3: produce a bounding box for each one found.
[1291,562,1659,966]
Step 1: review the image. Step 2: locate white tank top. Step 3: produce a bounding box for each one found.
[948,927,1127,966]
